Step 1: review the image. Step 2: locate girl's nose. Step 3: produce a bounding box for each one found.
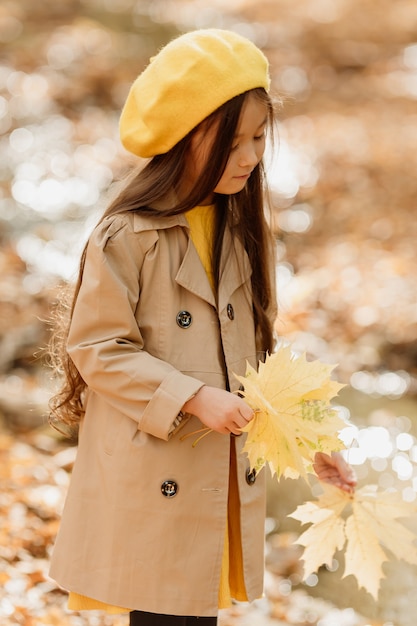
[238,143,260,168]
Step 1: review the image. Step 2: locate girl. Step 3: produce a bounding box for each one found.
[48,29,356,626]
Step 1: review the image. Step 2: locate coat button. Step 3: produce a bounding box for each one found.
[227,303,234,320]
[161,480,178,498]
[176,310,192,328]
[246,468,257,485]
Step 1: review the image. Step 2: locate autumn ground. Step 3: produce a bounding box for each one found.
[2,0,417,624]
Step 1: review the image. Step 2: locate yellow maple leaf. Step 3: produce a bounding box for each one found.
[343,502,386,599]
[234,346,346,480]
[355,487,417,565]
[289,482,417,599]
[290,487,349,576]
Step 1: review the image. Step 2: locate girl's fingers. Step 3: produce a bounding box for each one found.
[313,452,357,493]
[238,407,254,422]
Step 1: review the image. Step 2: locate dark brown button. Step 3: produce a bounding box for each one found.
[246,468,257,485]
[161,480,178,497]
[176,310,192,328]
[227,303,234,320]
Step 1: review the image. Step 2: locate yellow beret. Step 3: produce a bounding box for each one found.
[119,28,270,158]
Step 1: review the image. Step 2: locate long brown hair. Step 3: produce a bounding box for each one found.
[49,88,276,429]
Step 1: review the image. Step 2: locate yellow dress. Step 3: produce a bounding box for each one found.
[68,205,247,613]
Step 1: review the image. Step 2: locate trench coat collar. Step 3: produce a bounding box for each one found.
[132,198,252,311]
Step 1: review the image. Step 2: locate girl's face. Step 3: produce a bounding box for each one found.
[186,93,268,204]
[214,93,268,197]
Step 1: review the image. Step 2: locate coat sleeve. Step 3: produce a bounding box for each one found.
[66,215,204,440]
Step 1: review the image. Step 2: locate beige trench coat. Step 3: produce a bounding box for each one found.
[49,201,277,617]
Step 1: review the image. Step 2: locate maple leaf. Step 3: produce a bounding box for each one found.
[289,483,417,599]
[290,487,349,576]
[234,346,346,480]
[355,487,417,564]
[297,514,346,577]
[343,502,386,599]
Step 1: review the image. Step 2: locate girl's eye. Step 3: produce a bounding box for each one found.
[231,131,265,151]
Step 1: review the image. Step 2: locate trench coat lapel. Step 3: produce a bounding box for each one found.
[132,207,215,307]
[133,204,252,311]
[176,223,252,311]
[175,236,216,307]
[218,226,252,312]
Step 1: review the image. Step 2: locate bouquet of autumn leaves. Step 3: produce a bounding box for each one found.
[234,344,417,599]
[234,344,346,480]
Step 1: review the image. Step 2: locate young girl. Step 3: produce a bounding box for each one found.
[48,29,356,626]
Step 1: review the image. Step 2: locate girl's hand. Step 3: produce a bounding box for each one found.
[182,385,254,435]
[313,451,357,493]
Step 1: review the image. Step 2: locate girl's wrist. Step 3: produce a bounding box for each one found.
[182,388,204,414]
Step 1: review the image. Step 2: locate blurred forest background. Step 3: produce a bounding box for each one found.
[1,0,417,624]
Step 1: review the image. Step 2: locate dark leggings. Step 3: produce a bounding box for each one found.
[129,611,217,625]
